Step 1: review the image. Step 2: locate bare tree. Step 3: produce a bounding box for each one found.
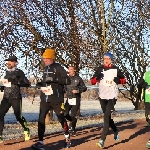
[111,1,150,109]
[0,0,150,112]
[133,0,150,29]
[75,0,150,109]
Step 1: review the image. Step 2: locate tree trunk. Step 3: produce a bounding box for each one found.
[133,87,145,110]
[138,100,145,110]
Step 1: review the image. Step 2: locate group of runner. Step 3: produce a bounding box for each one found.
[0,48,149,149]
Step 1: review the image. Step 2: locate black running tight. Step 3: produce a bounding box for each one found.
[0,97,28,135]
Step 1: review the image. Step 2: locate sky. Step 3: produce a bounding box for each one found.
[0,1,149,81]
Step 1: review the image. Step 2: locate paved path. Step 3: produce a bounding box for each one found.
[0,118,150,150]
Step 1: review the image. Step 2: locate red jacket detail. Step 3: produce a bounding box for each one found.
[91,77,99,85]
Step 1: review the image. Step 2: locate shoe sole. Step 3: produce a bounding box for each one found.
[96,143,103,149]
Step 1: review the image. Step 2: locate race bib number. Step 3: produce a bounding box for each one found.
[41,85,53,95]
[103,78,114,86]
[68,98,76,105]
[146,88,150,94]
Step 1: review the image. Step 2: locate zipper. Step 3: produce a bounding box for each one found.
[57,89,59,97]
[45,66,49,102]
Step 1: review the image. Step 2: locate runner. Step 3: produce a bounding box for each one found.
[64,65,87,136]
[137,71,150,149]
[0,55,30,143]
[31,48,71,150]
[91,52,126,148]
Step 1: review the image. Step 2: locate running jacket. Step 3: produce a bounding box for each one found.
[40,62,71,102]
[65,74,87,99]
[91,65,126,99]
[3,68,30,99]
[138,71,150,103]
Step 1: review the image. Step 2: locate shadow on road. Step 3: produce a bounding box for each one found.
[13,119,145,150]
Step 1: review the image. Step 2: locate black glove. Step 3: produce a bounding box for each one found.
[0,86,4,92]
[142,82,148,88]
[96,73,104,80]
[113,77,120,84]
[137,82,148,89]
[45,76,59,83]
[36,82,43,88]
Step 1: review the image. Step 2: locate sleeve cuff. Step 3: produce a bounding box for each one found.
[119,78,126,84]
[91,77,99,85]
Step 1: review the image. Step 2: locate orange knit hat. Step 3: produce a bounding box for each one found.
[42,48,55,59]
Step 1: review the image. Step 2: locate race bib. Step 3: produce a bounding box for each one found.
[41,85,53,95]
[103,78,114,86]
[146,87,150,94]
[0,79,11,87]
[68,98,76,105]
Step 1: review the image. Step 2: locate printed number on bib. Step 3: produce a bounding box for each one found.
[146,88,150,94]
[68,98,76,105]
[103,79,113,86]
[41,86,53,95]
